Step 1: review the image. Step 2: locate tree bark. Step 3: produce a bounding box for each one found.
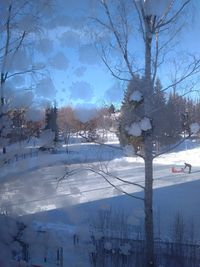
[144,138,154,266]
[1,75,6,154]
[144,22,155,266]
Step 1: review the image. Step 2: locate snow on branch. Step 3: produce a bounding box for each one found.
[126,117,152,137]
[129,90,143,102]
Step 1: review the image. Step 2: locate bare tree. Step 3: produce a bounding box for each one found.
[57,106,77,152]
[0,0,51,154]
[89,1,200,266]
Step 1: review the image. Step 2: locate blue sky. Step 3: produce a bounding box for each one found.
[46,0,200,107]
[2,0,200,109]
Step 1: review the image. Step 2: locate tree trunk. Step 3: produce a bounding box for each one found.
[144,23,155,266]
[144,138,154,266]
[1,76,6,154]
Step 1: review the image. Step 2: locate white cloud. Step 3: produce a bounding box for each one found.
[73,66,87,77]
[35,78,56,98]
[11,90,34,109]
[9,75,25,87]
[25,108,44,122]
[48,52,69,70]
[69,81,94,101]
[7,49,31,72]
[74,104,98,123]
[46,13,86,30]
[79,44,100,65]
[37,38,54,54]
[104,83,124,102]
[17,15,37,32]
[59,31,80,48]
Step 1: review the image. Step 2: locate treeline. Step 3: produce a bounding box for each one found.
[3,87,200,146]
[4,104,116,144]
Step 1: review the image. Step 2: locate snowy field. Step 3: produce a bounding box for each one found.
[1,138,200,266]
[1,139,200,237]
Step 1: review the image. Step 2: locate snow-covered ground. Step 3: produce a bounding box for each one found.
[1,139,200,224]
[1,138,200,266]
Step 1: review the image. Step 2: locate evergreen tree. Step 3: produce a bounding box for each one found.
[44,103,58,143]
[118,75,145,153]
[118,77,182,154]
[108,104,115,114]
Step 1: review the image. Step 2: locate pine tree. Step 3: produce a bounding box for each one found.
[44,104,58,143]
[118,75,145,153]
[118,77,182,154]
[108,104,115,114]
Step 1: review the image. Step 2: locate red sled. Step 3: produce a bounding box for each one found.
[171,167,184,173]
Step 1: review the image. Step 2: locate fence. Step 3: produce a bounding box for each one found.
[89,236,200,267]
[0,149,39,166]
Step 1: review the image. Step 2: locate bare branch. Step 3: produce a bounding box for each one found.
[101,55,131,82]
[156,0,191,30]
[90,168,144,201]
[57,166,144,201]
[89,16,111,31]
[1,4,12,76]
[156,0,175,25]
[101,0,135,77]
[99,166,145,190]
[152,31,159,85]
[133,0,145,41]
[162,58,200,93]
[6,66,45,79]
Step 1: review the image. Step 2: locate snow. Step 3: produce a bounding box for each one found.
[123,144,135,156]
[119,243,131,255]
[39,129,55,146]
[104,241,112,250]
[129,90,143,102]
[1,137,200,265]
[139,117,151,131]
[190,122,200,134]
[126,117,151,136]
[0,137,9,146]
[126,122,142,136]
